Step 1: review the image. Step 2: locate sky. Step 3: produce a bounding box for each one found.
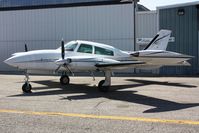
[139,0,199,10]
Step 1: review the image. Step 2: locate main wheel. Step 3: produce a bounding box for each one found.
[98,80,110,92]
[60,75,70,85]
[22,82,32,93]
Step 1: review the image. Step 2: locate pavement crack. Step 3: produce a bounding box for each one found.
[93,100,108,109]
[147,123,154,132]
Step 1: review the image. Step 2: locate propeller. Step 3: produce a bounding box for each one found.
[25,44,28,52]
[61,40,65,59]
[60,40,72,64]
[55,40,72,73]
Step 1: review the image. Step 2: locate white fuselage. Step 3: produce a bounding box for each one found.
[4,40,192,73]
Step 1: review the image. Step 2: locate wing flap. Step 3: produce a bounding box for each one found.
[95,61,145,68]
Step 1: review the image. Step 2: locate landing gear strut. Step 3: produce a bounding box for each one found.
[22,72,32,93]
[60,75,70,85]
[98,71,111,92]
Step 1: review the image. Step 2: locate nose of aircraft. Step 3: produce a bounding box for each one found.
[4,56,17,67]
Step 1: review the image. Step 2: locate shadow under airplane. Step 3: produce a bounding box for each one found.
[126,79,197,88]
[9,78,199,113]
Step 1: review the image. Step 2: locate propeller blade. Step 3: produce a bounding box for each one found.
[55,65,62,72]
[61,40,65,59]
[25,44,28,52]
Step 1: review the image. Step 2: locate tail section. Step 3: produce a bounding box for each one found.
[144,30,172,50]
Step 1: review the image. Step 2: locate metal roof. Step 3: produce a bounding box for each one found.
[157,1,199,10]
[0,0,149,11]
[0,0,121,8]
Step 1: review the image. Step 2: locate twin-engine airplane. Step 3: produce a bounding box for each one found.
[4,30,193,93]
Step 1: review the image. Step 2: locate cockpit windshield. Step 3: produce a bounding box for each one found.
[57,41,78,51]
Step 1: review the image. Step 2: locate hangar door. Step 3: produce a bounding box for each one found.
[198,6,199,74]
[198,31,199,73]
[198,26,199,73]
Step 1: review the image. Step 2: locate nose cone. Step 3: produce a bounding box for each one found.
[4,56,17,67]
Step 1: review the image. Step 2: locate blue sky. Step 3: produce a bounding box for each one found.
[139,0,199,10]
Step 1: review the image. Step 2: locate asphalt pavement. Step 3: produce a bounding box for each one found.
[0,74,199,133]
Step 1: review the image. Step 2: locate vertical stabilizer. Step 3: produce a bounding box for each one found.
[144,30,172,50]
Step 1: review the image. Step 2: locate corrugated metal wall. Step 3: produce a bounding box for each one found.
[136,11,158,50]
[136,11,158,39]
[159,5,198,75]
[0,4,135,71]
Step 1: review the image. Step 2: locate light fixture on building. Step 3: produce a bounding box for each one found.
[178,9,185,16]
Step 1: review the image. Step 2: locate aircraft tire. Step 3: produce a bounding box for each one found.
[22,82,32,93]
[60,75,70,85]
[98,80,109,92]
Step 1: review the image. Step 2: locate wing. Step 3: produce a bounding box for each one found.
[55,56,145,70]
[95,61,145,69]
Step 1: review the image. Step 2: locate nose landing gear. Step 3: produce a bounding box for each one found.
[22,82,32,93]
[22,72,32,93]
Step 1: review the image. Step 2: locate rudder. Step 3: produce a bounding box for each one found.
[144,30,172,50]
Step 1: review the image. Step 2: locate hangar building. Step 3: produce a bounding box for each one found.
[158,2,199,75]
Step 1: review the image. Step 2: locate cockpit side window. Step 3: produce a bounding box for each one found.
[94,46,114,56]
[77,44,93,54]
[64,42,78,51]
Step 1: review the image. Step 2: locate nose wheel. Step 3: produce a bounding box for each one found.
[22,72,32,93]
[22,82,32,93]
[60,75,70,85]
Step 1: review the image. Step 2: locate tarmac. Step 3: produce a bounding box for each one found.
[0,74,199,133]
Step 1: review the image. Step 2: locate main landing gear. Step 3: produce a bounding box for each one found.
[98,71,111,92]
[22,72,32,93]
[60,75,70,85]
[59,71,111,92]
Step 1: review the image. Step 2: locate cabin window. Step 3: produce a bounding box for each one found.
[77,44,93,54]
[94,46,114,56]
